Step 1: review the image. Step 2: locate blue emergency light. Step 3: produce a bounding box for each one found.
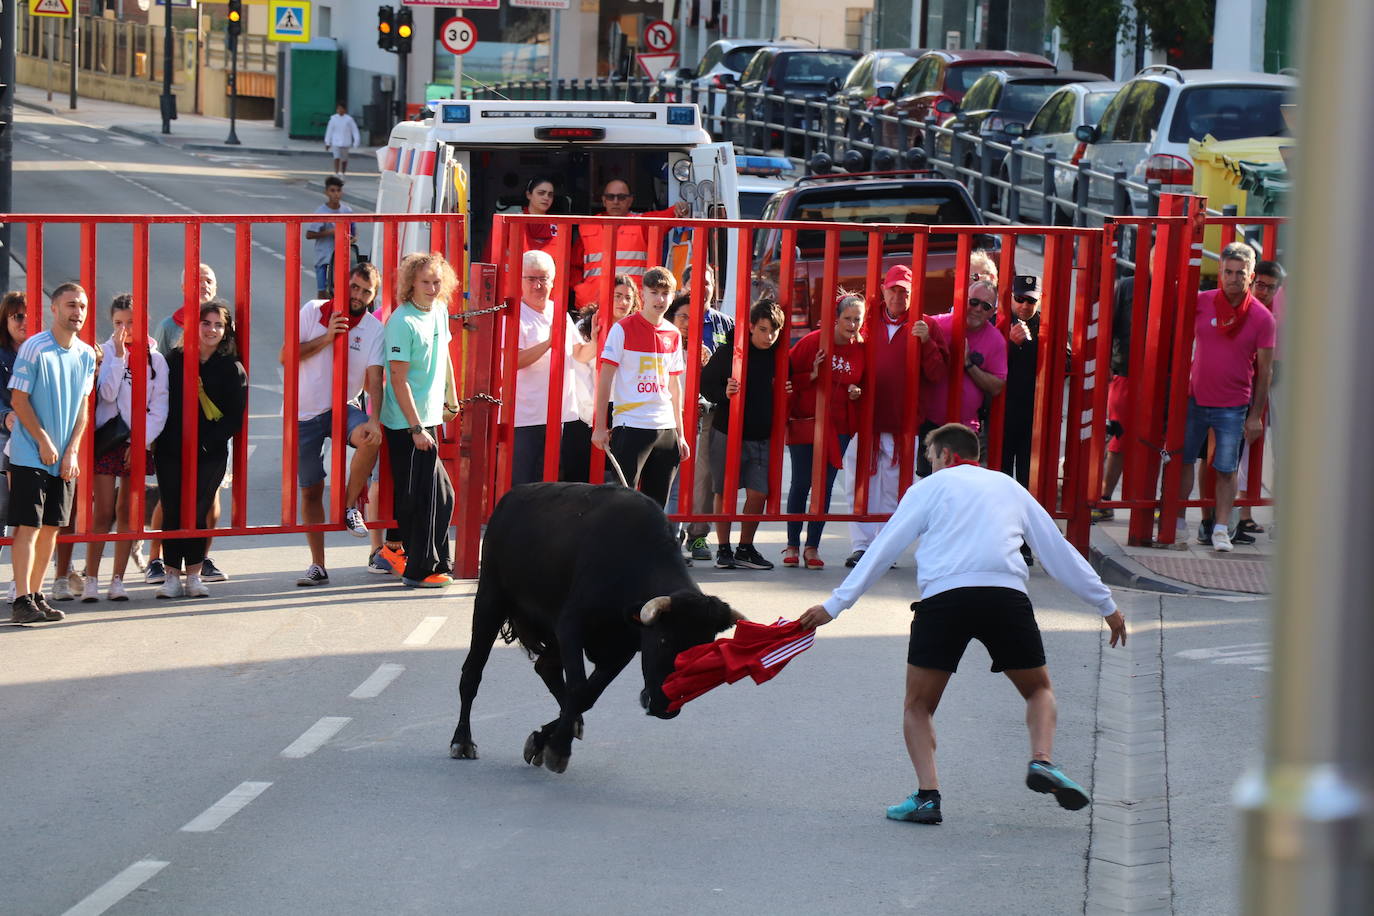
[442,104,471,124]
[666,106,695,126]
[736,155,792,176]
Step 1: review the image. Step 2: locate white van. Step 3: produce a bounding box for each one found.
[373,100,741,305]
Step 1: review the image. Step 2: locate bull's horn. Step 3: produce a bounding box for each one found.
[729,608,748,622]
[638,596,672,625]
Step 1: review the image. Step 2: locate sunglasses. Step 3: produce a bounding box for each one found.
[968,299,996,313]
[602,193,632,202]
[1013,295,1037,305]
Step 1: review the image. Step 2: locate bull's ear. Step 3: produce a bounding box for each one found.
[638,596,672,625]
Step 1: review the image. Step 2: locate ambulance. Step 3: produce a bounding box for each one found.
[373,100,742,307]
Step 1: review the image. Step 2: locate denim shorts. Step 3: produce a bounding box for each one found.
[298,405,369,487]
[314,263,331,293]
[1182,398,1248,474]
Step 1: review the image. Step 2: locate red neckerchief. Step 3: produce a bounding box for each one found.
[171,307,186,327]
[881,307,906,328]
[939,455,982,471]
[1213,290,1255,338]
[317,299,365,330]
[523,206,557,246]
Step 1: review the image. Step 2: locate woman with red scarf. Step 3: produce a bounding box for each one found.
[783,292,867,570]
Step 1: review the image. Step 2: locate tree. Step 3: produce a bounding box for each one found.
[1049,0,1217,74]
[1048,0,1124,76]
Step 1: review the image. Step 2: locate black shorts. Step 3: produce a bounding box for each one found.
[7,465,76,529]
[907,586,1046,674]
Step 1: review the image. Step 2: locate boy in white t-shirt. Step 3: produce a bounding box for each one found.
[512,249,596,485]
[591,267,689,508]
[279,263,385,587]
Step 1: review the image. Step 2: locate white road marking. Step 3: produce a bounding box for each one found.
[62,858,170,916]
[1176,642,1271,672]
[65,133,101,143]
[180,780,272,832]
[280,716,352,758]
[350,663,406,698]
[403,616,447,646]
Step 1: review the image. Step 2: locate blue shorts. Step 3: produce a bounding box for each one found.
[298,406,370,487]
[1182,398,1248,474]
[314,263,331,293]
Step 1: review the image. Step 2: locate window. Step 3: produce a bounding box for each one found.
[894,59,929,98]
[722,46,764,73]
[695,44,723,77]
[960,75,1000,112]
[1168,85,1290,142]
[1099,80,1170,143]
[875,54,919,85]
[841,56,874,91]
[945,64,1010,95]
[779,52,860,86]
[1082,89,1117,127]
[740,50,773,84]
[1028,90,1072,135]
[791,187,974,252]
[917,59,942,92]
[1001,81,1062,120]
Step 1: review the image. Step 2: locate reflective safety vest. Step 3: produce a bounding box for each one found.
[572,209,675,309]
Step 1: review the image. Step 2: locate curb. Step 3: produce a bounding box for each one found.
[1088,528,1250,597]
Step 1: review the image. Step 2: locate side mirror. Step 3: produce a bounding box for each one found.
[827,77,842,94]
[935,98,955,114]
[876,85,894,101]
[1003,121,1025,137]
[676,67,695,80]
[717,72,736,86]
[1074,124,1099,144]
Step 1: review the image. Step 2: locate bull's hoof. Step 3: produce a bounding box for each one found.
[522,731,545,767]
[450,740,478,760]
[543,747,570,774]
[574,718,584,741]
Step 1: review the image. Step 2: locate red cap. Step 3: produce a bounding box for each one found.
[884,264,913,290]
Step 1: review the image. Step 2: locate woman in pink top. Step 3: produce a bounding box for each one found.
[784,292,867,570]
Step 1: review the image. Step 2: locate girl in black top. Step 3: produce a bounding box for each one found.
[155,300,247,599]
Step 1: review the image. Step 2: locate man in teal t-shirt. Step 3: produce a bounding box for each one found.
[7,283,98,624]
[378,254,459,588]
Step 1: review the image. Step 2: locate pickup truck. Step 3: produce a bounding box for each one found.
[748,171,997,332]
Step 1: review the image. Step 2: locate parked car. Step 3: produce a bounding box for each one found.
[935,69,1108,204]
[996,80,1123,223]
[651,38,789,129]
[1072,66,1296,218]
[730,46,863,155]
[877,49,1055,150]
[749,171,997,332]
[828,48,926,149]
[735,155,797,219]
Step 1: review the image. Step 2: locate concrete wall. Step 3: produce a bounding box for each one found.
[17,56,185,109]
[777,0,873,49]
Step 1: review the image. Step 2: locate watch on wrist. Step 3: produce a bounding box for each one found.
[966,351,984,370]
[410,424,424,435]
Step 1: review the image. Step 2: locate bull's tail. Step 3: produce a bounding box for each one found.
[604,450,629,488]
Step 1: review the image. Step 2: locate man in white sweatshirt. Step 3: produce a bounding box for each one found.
[798,422,1127,826]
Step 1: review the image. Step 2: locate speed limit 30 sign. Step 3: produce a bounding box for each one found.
[440,16,477,56]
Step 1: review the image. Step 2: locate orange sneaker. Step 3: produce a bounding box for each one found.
[402,573,452,588]
[378,545,406,576]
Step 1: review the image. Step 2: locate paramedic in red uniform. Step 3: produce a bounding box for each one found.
[571,179,689,311]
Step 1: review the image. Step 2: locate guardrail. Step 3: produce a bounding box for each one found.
[469,75,1281,270]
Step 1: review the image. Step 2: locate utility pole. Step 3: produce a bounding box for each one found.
[1237,0,1374,911]
[1,0,16,290]
[160,0,176,133]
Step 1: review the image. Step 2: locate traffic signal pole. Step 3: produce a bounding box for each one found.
[226,0,243,145]
[1,0,15,290]
[160,0,175,133]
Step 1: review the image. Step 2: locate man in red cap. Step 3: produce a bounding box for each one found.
[841,263,947,568]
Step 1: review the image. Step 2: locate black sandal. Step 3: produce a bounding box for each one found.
[1236,519,1265,535]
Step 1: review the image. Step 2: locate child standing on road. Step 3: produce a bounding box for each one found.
[306,176,355,300]
[699,298,786,570]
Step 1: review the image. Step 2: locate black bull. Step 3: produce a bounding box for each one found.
[449,482,743,773]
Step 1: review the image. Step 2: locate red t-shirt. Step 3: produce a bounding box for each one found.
[787,329,867,437]
[1189,289,1276,407]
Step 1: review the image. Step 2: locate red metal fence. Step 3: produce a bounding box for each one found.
[1,212,467,554]
[456,196,1282,569]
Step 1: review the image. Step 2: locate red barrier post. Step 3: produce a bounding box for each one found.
[178,224,202,531]
[765,229,796,515]
[984,232,1017,472]
[330,215,351,524]
[233,223,253,532]
[127,223,150,543]
[24,222,41,333]
[494,215,522,500]
[896,230,928,490]
[541,238,570,484]
[675,226,708,512]
[945,233,973,428]
[76,221,98,535]
[281,227,302,527]
[815,229,841,513]
[1063,233,1099,548]
[1084,223,1119,516]
[720,228,753,514]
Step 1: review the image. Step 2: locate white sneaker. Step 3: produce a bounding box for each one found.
[156,572,184,599]
[131,542,147,571]
[51,576,75,601]
[344,506,368,538]
[184,575,209,598]
[81,576,99,603]
[108,577,129,602]
[1212,526,1233,552]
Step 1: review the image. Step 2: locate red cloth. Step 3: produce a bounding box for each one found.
[662,619,815,712]
[1211,288,1254,338]
[316,298,365,330]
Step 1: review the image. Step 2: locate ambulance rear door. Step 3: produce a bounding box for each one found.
[687,142,742,317]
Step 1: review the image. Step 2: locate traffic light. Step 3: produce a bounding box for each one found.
[227,0,243,41]
[396,6,413,55]
[377,6,395,52]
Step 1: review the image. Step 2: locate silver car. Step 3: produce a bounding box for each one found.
[654,39,801,130]
[1073,66,1295,220]
[997,81,1122,223]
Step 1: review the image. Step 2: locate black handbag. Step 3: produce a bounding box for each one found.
[94,414,131,457]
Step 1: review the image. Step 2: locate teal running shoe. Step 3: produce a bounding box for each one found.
[1026,760,1090,810]
[886,792,942,824]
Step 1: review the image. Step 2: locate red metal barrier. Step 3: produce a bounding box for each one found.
[0,212,467,554]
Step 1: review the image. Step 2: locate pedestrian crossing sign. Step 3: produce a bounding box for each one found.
[268,0,311,43]
[28,0,73,17]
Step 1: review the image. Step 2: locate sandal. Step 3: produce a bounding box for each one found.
[781,547,800,568]
[803,548,824,570]
[1236,519,1264,535]
[1090,507,1114,522]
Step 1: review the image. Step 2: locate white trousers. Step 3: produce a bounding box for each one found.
[843,433,918,551]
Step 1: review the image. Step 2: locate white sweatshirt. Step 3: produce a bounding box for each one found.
[96,338,171,443]
[822,465,1117,619]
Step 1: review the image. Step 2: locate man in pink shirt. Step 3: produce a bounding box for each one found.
[916,279,1009,445]
[1177,243,1276,552]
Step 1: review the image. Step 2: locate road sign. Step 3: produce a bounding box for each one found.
[637,53,679,81]
[643,19,675,52]
[440,17,477,56]
[510,0,570,9]
[406,0,498,6]
[268,0,311,43]
[28,0,73,17]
